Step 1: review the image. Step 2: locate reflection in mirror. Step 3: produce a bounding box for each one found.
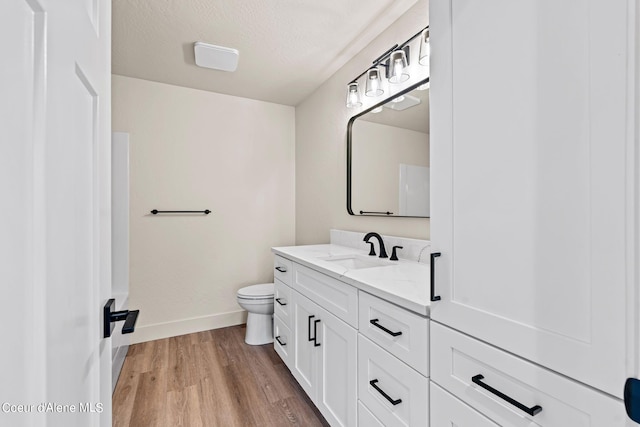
[347,79,430,218]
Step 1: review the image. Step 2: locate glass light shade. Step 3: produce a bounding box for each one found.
[365,68,384,97]
[388,50,409,84]
[346,82,362,108]
[391,95,406,103]
[419,29,430,66]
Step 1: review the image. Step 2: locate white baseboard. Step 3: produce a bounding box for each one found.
[130,310,248,344]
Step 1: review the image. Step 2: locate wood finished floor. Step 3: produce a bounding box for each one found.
[113,325,329,427]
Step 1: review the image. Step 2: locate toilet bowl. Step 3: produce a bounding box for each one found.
[237,283,274,345]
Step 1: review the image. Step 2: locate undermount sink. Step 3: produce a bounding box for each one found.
[320,254,392,270]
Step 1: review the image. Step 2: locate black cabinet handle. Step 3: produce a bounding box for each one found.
[625,378,640,423]
[275,297,287,306]
[275,336,286,346]
[275,266,287,273]
[472,374,542,416]
[313,319,321,347]
[308,315,315,342]
[370,319,402,337]
[430,252,441,301]
[369,379,402,405]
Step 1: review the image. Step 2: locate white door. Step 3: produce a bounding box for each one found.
[316,305,357,427]
[292,291,318,401]
[430,0,635,398]
[0,0,112,426]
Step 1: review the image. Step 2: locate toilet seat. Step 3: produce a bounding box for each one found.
[237,283,274,300]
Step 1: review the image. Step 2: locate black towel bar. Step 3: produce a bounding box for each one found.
[151,209,211,215]
[359,210,393,215]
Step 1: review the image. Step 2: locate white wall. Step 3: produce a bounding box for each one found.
[112,75,295,343]
[352,120,429,214]
[295,0,430,244]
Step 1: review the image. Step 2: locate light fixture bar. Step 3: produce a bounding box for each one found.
[346,25,429,108]
[348,25,428,84]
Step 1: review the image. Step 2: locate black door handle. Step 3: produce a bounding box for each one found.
[472,374,542,416]
[370,319,402,337]
[308,315,315,342]
[313,319,321,347]
[103,298,140,338]
[430,252,441,301]
[275,336,286,346]
[369,379,402,405]
[275,297,287,306]
[275,266,287,273]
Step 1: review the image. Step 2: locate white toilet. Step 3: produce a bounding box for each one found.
[236,283,274,345]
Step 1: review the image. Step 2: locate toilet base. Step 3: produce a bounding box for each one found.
[244,312,273,345]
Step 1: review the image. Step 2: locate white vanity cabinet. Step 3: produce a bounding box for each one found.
[273,250,432,427]
[430,383,499,427]
[274,255,358,427]
[429,0,637,423]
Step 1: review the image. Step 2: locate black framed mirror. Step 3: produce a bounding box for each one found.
[347,78,430,218]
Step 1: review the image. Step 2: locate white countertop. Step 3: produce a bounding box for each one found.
[272,244,431,316]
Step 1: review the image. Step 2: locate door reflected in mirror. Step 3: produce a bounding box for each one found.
[347,78,430,218]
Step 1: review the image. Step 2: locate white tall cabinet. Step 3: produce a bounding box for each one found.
[429,0,638,423]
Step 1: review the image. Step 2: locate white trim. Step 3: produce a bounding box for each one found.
[130,310,248,344]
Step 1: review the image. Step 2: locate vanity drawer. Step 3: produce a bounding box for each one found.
[273,255,293,286]
[430,382,499,427]
[358,401,384,427]
[358,335,429,427]
[293,263,358,328]
[358,291,429,377]
[274,316,293,369]
[274,279,291,328]
[431,322,625,426]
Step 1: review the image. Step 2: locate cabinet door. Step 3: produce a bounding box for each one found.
[291,290,318,401]
[431,382,499,427]
[316,304,357,427]
[430,0,634,397]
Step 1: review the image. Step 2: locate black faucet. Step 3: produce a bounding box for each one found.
[363,232,388,259]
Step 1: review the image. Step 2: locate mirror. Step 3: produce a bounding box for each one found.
[347,78,430,218]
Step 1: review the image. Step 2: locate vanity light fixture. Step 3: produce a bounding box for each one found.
[388,49,409,84]
[365,68,384,97]
[345,25,429,108]
[346,82,363,108]
[419,28,430,66]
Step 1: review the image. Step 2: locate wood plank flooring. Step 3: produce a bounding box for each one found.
[113,325,329,427]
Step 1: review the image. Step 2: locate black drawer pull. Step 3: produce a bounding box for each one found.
[430,252,441,301]
[275,297,287,306]
[275,336,286,346]
[369,379,402,405]
[370,319,402,337]
[472,374,542,416]
[275,266,287,273]
[313,319,321,347]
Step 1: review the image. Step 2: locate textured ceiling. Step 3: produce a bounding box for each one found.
[112,0,418,106]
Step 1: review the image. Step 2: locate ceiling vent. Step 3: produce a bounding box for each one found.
[194,42,239,72]
[384,94,421,111]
